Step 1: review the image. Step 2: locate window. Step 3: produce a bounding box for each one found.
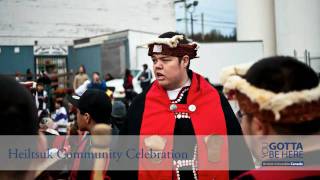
[14,47,20,54]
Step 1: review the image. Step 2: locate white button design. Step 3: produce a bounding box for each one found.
[170,104,177,111]
[188,104,196,112]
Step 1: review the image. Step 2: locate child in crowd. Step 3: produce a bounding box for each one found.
[52,99,68,135]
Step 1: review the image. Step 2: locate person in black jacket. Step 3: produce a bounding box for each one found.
[109,32,253,180]
[138,64,152,92]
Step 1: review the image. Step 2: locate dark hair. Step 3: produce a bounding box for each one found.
[79,64,86,73]
[0,76,42,180]
[125,69,131,76]
[244,56,320,134]
[93,72,100,76]
[55,99,63,107]
[158,32,190,44]
[105,73,114,81]
[36,81,44,86]
[143,64,148,69]
[38,110,50,123]
[0,75,38,135]
[245,56,319,93]
[77,89,112,125]
[158,32,191,69]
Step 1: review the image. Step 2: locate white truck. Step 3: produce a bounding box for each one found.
[107,38,264,98]
[136,41,264,85]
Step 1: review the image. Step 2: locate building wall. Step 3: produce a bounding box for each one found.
[0,0,175,45]
[191,41,264,84]
[127,30,158,69]
[275,0,320,63]
[67,46,76,73]
[101,37,128,78]
[71,45,101,77]
[72,30,159,77]
[0,46,34,74]
[236,0,277,56]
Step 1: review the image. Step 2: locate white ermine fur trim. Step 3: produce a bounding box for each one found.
[219,63,252,85]
[223,75,320,121]
[148,35,184,48]
[148,35,200,50]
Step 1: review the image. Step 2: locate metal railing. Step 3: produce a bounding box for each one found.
[294,49,320,76]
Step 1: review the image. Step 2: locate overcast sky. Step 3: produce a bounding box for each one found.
[175,0,236,36]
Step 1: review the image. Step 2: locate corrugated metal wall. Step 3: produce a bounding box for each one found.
[72,45,102,77]
[0,46,34,75]
[101,38,128,78]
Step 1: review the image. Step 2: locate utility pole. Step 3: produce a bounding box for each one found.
[188,0,198,39]
[175,0,198,38]
[184,1,189,37]
[190,13,194,39]
[174,0,189,36]
[201,13,204,40]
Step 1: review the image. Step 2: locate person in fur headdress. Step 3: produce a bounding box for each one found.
[221,56,320,179]
[111,32,253,180]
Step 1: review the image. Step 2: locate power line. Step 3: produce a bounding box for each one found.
[177,15,236,25]
[203,19,236,25]
[203,8,235,13]
[193,14,236,23]
[202,14,235,20]
[194,12,236,24]
[201,11,235,18]
[177,19,235,27]
[194,22,235,29]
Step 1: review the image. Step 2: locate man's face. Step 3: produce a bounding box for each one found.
[239,111,258,157]
[92,73,100,83]
[54,102,61,109]
[238,110,250,135]
[79,66,84,73]
[239,110,272,159]
[37,84,44,91]
[151,54,189,90]
[76,108,88,131]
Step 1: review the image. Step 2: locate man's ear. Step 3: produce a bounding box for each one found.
[181,55,190,68]
[251,117,269,135]
[84,113,91,125]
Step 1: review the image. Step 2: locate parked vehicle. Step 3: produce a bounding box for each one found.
[106,70,152,99]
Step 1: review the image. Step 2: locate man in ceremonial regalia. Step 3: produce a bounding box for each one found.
[111,32,253,180]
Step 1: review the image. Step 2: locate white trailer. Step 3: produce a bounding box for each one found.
[136,41,264,85]
[105,33,264,98]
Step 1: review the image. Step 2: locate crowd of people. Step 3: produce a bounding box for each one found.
[1,31,319,180]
